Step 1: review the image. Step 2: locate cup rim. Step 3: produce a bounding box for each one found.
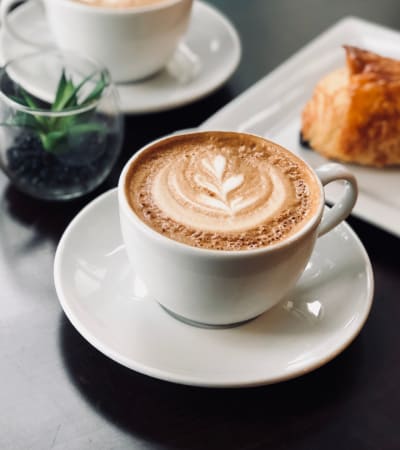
[53,0,189,15]
[0,49,111,116]
[118,130,325,258]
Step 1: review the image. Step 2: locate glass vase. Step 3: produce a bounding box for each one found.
[0,49,123,200]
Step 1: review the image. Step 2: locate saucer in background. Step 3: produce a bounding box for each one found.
[0,1,241,113]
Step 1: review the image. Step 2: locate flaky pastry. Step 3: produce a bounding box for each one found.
[301,45,400,167]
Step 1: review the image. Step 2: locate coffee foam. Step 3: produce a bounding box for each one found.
[75,0,166,8]
[125,132,320,250]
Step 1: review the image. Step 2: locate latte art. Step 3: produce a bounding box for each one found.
[153,153,289,232]
[125,132,320,250]
[195,155,247,214]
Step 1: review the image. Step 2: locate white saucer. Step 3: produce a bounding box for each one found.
[0,1,241,114]
[54,189,374,388]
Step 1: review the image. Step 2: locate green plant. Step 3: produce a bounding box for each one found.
[7,69,107,153]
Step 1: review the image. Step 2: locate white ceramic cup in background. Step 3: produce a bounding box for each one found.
[118,132,358,328]
[0,0,194,83]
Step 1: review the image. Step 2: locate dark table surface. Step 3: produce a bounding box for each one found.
[1,1,400,449]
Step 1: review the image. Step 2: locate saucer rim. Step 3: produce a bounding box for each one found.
[0,1,242,114]
[54,188,374,388]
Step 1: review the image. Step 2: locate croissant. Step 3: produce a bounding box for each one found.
[301,45,400,167]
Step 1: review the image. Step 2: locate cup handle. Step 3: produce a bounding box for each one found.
[0,0,47,48]
[315,163,358,237]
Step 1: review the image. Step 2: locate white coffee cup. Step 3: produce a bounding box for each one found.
[0,0,194,83]
[118,131,358,327]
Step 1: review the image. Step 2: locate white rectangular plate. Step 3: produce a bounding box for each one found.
[201,16,400,237]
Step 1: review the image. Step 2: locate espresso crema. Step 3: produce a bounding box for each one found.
[74,0,166,8]
[125,132,321,251]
